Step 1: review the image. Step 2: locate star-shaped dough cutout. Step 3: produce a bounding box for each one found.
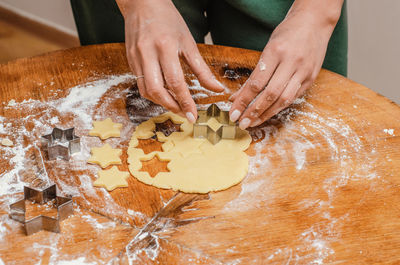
[93,166,130,191]
[89,118,123,140]
[88,143,122,168]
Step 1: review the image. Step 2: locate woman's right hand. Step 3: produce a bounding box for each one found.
[116,0,225,123]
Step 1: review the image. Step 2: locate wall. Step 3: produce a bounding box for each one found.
[0,0,398,103]
[0,0,77,36]
[348,0,400,103]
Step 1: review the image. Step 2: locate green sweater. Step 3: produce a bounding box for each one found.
[70,0,347,75]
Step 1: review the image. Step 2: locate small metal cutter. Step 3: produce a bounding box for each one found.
[41,127,80,160]
[193,104,237,144]
[9,184,73,235]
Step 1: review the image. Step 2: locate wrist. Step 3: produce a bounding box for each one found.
[288,0,343,31]
[116,0,174,18]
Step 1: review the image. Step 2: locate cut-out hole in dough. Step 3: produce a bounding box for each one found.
[139,155,170,178]
[136,138,164,155]
[154,119,181,137]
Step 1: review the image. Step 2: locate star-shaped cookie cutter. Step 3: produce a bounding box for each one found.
[193,103,237,144]
[9,184,73,235]
[41,127,80,160]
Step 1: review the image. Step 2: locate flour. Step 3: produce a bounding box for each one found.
[259,61,266,71]
[55,257,97,265]
[0,118,5,134]
[54,73,134,129]
[301,227,335,264]
[198,101,232,111]
[0,70,387,264]
[81,214,116,230]
[127,209,148,222]
[0,74,139,264]
[383,128,395,136]
[189,79,231,96]
[219,95,381,264]
[125,231,161,263]
[7,99,16,107]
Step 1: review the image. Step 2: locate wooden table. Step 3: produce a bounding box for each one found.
[0,43,399,264]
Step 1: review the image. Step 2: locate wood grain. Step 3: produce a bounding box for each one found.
[0,43,399,264]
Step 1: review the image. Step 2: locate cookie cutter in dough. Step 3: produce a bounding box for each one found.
[41,127,80,160]
[9,184,73,235]
[193,103,237,144]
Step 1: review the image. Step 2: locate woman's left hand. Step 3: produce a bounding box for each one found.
[229,1,343,129]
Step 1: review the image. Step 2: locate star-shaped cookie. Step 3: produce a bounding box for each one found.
[88,143,122,168]
[89,118,123,140]
[93,166,130,191]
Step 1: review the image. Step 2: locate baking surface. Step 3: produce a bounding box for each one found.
[0,43,399,264]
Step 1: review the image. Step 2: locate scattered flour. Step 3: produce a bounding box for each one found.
[220,96,381,264]
[81,214,116,230]
[54,257,97,265]
[54,73,134,129]
[259,61,266,71]
[127,209,147,221]
[383,128,395,136]
[0,71,387,264]
[0,74,138,264]
[7,99,16,107]
[197,101,232,111]
[189,79,231,97]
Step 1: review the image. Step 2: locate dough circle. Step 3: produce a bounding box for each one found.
[127,112,252,193]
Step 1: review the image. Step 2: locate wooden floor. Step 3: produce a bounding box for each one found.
[0,17,78,63]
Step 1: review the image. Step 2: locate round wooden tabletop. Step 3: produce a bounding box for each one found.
[0,43,399,264]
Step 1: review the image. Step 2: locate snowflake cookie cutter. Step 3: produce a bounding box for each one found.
[9,184,73,235]
[41,127,80,160]
[193,103,237,144]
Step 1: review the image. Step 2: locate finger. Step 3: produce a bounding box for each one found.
[228,85,245,102]
[127,51,152,101]
[229,54,279,123]
[252,74,306,127]
[138,48,182,113]
[238,63,296,130]
[183,43,225,93]
[159,46,197,123]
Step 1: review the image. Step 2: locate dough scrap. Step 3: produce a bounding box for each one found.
[1,138,13,147]
[93,166,129,191]
[88,143,122,168]
[89,118,122,140]
[127,112,252,193]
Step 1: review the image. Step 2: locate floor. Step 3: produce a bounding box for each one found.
[0,18,72,63]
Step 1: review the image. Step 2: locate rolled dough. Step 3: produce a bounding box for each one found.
[127,112,252,193]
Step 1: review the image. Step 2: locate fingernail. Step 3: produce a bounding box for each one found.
[239,118,251,130]
[230,109,241,122]
[186,112,196,123]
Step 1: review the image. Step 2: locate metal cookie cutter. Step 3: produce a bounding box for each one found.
[9,184,73,235]
[41,127,80,160]
[193,103,237,144]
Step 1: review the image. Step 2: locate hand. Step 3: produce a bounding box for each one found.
[229,1,343,129]
[117,0,224,122]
